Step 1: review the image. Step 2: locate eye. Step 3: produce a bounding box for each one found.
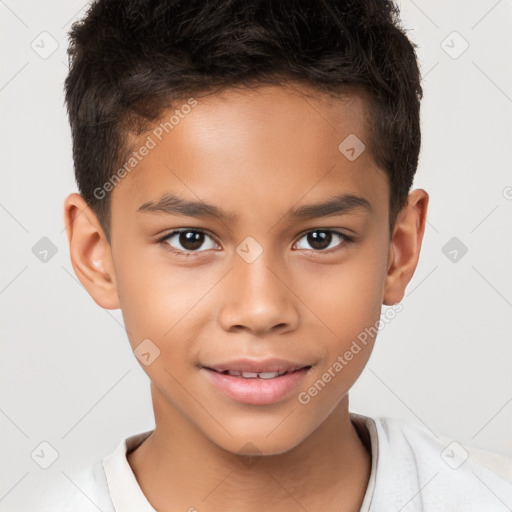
[294,229,353,252]
[159,229,218,255]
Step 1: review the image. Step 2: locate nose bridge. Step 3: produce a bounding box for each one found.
[217,241,299,334]
[236,245,283,298]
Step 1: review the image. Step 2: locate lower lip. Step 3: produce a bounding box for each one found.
[202,368,310,405]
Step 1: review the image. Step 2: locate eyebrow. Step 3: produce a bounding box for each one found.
[137,192,373,221]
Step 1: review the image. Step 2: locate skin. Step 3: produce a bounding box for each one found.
[64,83,428,512]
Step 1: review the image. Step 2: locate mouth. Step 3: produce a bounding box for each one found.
[201,361,312,405]
[206,367,310,379]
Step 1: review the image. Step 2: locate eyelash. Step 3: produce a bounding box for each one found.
[157,228,354,258]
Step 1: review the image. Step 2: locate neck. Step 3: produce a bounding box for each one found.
[128,386,371,512]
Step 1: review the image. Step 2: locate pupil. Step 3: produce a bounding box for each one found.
[308,230,331,250]
[180,230,204,250]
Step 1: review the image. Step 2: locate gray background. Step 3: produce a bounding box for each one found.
[1,0,511,508]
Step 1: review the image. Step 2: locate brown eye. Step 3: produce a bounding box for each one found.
[295,229,352,252]
[161,229,217,253]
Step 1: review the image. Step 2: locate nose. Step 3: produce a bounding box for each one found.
[216,250,300,336]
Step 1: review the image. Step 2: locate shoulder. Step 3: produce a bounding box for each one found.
[16,430,154,512]
[377,415,512,480]
[14,459,115,512]
[354,413,512,511]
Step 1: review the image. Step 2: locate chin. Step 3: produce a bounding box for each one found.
[208,423,309,459]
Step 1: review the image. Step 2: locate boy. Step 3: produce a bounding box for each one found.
[36,0,512,510]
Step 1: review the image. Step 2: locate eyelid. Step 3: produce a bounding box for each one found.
[162,227,217,240]
[295,227,352,240]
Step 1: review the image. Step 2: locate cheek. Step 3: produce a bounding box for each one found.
[302,251,386,341]
[296,258,384,415]
[112,243,170,346]
[297,244,388,404]
[113,248,212,352]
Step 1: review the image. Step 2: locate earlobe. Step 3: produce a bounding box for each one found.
[383,189,429,306]
[63,193,120,310]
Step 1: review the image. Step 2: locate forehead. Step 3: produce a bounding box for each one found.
[111,83,388,224]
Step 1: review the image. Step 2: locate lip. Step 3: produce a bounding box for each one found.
[201,359,311,405]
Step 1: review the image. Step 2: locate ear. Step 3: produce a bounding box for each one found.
[383,189,429,306]
[63,193,120,309]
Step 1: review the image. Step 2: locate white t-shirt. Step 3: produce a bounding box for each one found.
[22,413,512,511]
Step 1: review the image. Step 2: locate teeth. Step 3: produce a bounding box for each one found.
[258,372,280,379]
[225,370,287,379]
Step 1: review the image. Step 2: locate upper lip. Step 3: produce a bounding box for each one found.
[204,358,311,374]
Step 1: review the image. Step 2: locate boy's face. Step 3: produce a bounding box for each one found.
[65,84,427,455]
